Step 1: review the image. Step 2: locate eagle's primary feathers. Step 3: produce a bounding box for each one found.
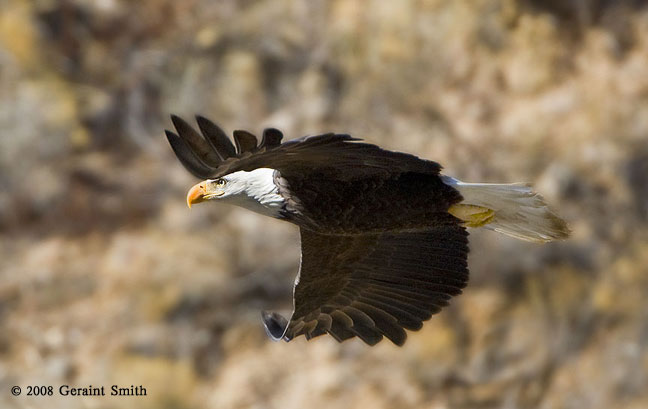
[165,115,569,346]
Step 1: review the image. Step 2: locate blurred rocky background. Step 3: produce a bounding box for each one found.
[1,0,647,408]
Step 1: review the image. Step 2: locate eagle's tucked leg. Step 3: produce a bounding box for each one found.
[448,204,495,227]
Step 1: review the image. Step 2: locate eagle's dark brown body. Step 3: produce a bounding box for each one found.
[276,171,463,234]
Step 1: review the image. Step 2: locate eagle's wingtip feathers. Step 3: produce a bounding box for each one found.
[194,114,209,124]
[169,114,184,128]
[261,311,289,341]
[164,129,178,141]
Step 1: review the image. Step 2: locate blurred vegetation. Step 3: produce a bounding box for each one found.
[1,1,647,408]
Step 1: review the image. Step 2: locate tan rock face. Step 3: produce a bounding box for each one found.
[1,1,647,408]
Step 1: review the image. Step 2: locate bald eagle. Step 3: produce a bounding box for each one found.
[165,115,569,346]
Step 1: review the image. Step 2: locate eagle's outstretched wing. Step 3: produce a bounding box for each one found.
[165,115,441,181]
[263,222,469,346]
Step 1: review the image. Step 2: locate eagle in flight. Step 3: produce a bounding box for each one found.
[165,115,569,346]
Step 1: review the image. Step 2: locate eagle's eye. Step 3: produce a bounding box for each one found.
[215,178,227,188]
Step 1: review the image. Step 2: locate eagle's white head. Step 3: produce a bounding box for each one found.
[186,168,285,218]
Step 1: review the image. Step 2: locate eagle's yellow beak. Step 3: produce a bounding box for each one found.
[186,182,207,209]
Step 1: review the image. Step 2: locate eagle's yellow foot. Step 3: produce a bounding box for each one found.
[448,204,495,228]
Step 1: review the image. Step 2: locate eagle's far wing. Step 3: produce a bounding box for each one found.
[165,115,441,180]
[262,223,469,346]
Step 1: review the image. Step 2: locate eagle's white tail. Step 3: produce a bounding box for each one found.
[442,176,570,243]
